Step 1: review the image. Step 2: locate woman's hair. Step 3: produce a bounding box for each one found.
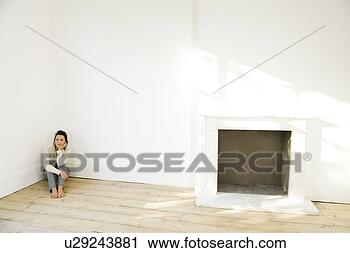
[53,130,68,150]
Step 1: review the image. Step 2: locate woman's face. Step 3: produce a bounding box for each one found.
[54,135,66,148]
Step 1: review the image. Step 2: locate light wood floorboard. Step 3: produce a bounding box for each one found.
[0,178,349,232]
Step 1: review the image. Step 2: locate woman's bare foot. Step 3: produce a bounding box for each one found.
[51,187,58,198]
[58,186,65,198]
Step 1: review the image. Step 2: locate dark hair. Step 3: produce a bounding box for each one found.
[53,130,68,150]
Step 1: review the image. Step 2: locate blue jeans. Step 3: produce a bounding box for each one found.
[44,164,70,192]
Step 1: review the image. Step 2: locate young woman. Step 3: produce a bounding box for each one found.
[44,130,71,198]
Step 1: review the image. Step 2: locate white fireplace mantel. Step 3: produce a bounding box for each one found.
[195,115,319,214]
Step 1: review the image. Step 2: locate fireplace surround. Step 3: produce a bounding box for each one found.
[195,116,318,214]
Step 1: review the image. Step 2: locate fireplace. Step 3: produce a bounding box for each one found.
[195,116,318,214]
[217,130,291,196]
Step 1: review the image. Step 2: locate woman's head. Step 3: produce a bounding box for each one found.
[53,130,68,150]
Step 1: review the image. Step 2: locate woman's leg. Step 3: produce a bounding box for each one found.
[58,165,70,198]
[46,171,58,198]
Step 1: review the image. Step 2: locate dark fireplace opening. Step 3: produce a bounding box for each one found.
[217,129,291,196]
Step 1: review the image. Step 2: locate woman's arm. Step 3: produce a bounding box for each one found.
[44,164,68,180]
[45,164,61,175]
[55,148,70,180]
[44,145,68,177]
[56,149,65,167]
[56,145,71,167]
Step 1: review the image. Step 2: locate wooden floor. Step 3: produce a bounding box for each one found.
[0,178,350,232]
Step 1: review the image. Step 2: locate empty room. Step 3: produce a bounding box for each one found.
[0,0,350,251]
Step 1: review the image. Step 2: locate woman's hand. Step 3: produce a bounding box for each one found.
[59,171,69,180]
[58,143,67,150]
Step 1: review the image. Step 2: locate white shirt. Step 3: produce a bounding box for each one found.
[44,145,70,175]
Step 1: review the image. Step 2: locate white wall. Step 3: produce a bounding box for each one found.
[195,0,350,203]
[1,0,349,203]
[0,0,54,198]
[48,0,195,187]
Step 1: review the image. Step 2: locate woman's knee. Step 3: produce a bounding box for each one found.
[46,171,54,178]
[60,165,70,175]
